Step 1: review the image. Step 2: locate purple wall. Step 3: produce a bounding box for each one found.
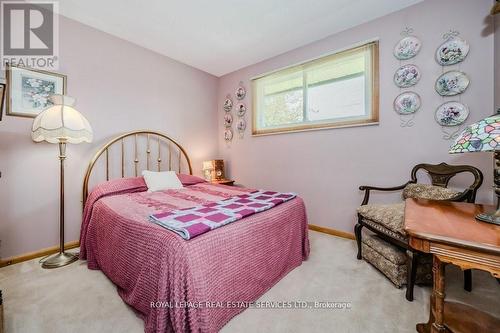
[0,16,218,258]
[495,13,500,109]
[217,0,496,234]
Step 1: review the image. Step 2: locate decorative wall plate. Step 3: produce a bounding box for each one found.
[224,113,233,127]
[223,97,233,112]
[435,71,470,96]
[394,92,421,114]
[235,86,246,100]
[394,64,421,88]
[393,36,422,60]
[224,128,233,141]
[435,102,469,127]
[436,37,469,66]
[236,103,246,116]
[237,118,246,132]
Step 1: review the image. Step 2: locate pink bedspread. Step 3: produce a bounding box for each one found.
[80,178,310,333]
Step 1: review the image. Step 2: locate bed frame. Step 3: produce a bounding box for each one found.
[82,130,193,204]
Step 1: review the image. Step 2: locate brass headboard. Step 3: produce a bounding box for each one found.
[82,130,193,204]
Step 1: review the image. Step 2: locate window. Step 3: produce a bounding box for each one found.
[251,41,379,135]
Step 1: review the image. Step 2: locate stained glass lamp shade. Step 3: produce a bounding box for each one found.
[449,111,500,225]
[492,0,500,15]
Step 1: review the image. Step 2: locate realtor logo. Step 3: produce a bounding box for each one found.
[1,1,59,69]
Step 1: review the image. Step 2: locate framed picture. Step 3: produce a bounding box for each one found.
[6,65,67,118]
[0,83,5,121]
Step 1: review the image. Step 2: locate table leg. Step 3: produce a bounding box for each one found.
[431,256,447,333]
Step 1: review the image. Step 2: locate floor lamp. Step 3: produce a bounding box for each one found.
[31,94,93,269]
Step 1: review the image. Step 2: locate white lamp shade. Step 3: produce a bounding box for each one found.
[31,94,93,144]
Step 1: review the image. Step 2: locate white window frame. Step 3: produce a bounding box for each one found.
[251,40,379,136]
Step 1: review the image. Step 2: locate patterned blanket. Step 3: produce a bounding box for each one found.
[149,190,297,240]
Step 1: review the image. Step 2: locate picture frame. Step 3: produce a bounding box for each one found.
[0,83,5,121]
[6,64,67,118]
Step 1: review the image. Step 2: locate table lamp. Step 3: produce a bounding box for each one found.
[449,110,500,225]
[202,161,214,181]
[202,160,225,181]
[31,94,93,268]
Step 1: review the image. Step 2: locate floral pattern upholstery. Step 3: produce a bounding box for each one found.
[362,243,407,287]
[357,203,405,237]
[362,232,432,288]
[362,230,406,265]
[402,183,461,201]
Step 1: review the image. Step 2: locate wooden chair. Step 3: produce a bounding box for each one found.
[354,162,483,301]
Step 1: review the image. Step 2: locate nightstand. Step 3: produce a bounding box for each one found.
[210,179,235,186]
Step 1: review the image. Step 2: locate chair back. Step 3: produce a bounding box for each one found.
[409,162,483,203]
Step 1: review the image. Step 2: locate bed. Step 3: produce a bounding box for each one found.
[79,130,310,333]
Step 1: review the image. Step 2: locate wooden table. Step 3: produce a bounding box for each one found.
[210,179,235,186]
[404,198,500,333]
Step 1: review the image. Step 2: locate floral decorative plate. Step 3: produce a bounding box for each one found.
[237,118,246,132]
[436,37,469,66]
[224,128,233,141]
[236,103,246,116]
[223,97,233,112]
[435,102,469,127]
[394,64,421,88]
[393,36,422,60]
[224,113,233,127]
[235,86,246,100]
[435,71,470,96]
[394,92,421,114]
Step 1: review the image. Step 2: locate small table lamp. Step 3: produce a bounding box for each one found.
[202,160,225,181]
[31,94,93,268]
[449,111,500,225]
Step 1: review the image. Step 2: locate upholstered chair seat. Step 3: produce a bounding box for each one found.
[357,203,406,239]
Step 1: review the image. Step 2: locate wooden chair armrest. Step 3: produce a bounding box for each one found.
[359,182,412,206]
[451,188,475,203]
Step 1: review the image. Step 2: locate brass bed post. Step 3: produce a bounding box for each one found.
[168,144,172,171]
[157,135,161,171]
[105,149,109,181]
[146,134,151,171]
[121,139,125,178]
[178,149,181,173]
[134,134,139,177]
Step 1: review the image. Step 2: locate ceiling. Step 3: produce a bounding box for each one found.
[58,0,423,77]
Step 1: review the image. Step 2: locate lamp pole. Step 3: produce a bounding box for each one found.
[41,138,78,268]
[59,138,66,255]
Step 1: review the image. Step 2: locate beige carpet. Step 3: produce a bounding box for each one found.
[1,231,499,333]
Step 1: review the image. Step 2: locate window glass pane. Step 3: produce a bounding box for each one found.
[262,89,303,128]
[307,75,366,122]
[257,69,304,129]
[306,50,365,86]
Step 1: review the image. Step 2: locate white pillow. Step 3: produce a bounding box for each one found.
[142,170,183,192]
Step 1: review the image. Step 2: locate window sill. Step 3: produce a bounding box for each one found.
[251,120,379,137]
